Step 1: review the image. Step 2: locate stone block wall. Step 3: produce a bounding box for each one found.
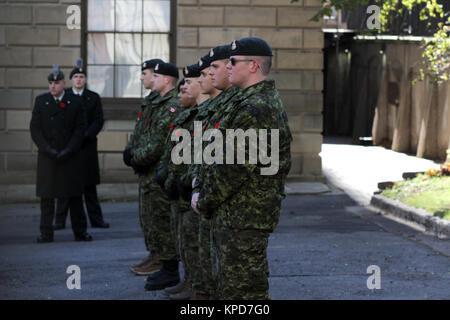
[0,0,325,186]
[177,0,324,181]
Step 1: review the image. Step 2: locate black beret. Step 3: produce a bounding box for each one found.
[209,44,231,63]
[230,37,273,57]
[69,67,86,79]
[177,78,185,91]
[198,53,211,71]
[183,64,201,78]
[154,62,179,79]
[48,64,64,82]
[142,58,165,71]
[69,58,86,79]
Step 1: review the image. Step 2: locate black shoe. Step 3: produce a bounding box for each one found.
[74,232,93,241]
[145,270,180,291]
[37,234,53,243]
[91,221,110,228]
[53,223,65,230]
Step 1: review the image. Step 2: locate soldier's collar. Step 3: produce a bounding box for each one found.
[239,80,274,100]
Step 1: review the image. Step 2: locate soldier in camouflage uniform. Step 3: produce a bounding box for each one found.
[129,62,182,291]
[188,45,242,299]
[124,59,164,276]
[158,63,211,300]
[191,38,292,299]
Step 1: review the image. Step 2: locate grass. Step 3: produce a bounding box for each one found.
[382,175,450,221]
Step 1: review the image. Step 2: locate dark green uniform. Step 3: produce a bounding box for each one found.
[132,88,180,261]
[159,102,206,293]
[187,86,242,298]
[196,80,292,299]
[127,90,159,252]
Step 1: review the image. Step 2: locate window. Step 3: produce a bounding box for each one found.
[86,0,171,98]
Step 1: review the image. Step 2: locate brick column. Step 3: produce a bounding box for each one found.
[177,0,324,181]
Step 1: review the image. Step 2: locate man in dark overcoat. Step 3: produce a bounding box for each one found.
[54,59,109,229]
[30,65,93,243]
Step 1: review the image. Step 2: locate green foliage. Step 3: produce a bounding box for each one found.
[291,0,449,83]
[382,175,450,221]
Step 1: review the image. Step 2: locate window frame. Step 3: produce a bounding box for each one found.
[81,0,177,120]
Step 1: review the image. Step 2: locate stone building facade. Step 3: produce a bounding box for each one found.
[0,0,324,193]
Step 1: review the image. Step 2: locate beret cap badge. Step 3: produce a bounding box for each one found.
[155,64,159,71]
[231,40,237,50]
[209,49,214,57]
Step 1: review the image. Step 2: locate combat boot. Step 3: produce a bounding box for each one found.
[169,285,193,300]
[144,260,179,291]
[130,253,154,273]
[163,278,187,296]
[133,254,162,276]
[191,291,210,300]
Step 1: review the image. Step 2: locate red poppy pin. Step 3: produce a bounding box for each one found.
[138,111,142,118]
[147,119,151,126]
[170,123,174,131]
[202,123,207,131]
[214,121,221,129]
[60,102,66,108]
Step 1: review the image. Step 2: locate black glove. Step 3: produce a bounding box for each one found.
[130,158,146,175]
[56,148,71,162]
[165,182,179,200]
[123,147,132,167]
[45,146,58,159]
[178,175,193,202]
[155,165,166,188]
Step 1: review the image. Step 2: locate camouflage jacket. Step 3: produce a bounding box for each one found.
[127,90,159,151]
[196,80,292,232]
[157,103,204,209]
[132,88,179,191]
[190,86,242,191]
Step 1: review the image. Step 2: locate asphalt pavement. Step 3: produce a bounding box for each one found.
[1,187,449,299]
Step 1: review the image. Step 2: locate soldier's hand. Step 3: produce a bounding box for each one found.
[56,148,71,162]
[191,193,200,214]
[192,177,197,189]
[45,146,58,159]
[123,147,132,166]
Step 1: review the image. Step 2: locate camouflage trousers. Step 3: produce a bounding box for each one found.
[211,223,270,300]
[169,201,181,261]
[138,185,152,252]
[147,183,177,261]
[180,208,202,291]
[198,215,215,296]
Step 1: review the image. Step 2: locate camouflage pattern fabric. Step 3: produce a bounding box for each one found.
[198,214,215,296]
[129,91,159,252]
[197,80,292,299]
[212,226,270,300]
[179,209,201,292]
[191,86,242,198]
[132,88,180,261]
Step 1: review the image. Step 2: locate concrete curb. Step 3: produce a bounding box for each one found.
[370,194,450,238]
